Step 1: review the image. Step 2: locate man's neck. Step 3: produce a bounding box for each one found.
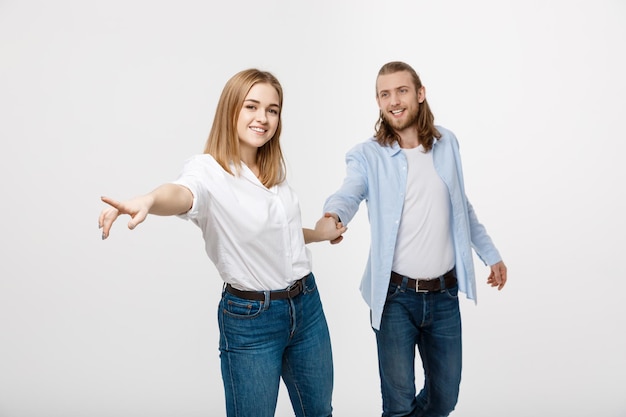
[397,128,420,149]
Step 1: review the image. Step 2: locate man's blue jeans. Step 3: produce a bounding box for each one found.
[218,273,333,417]
[374,277,462,417]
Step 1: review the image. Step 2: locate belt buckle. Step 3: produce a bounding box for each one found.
[286,278,303,295]
[415,280,429,293]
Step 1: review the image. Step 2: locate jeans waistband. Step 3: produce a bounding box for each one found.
[390,269,456,292]
[224,273,310,301]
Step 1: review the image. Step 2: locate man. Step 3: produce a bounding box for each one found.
[323,61,507,417]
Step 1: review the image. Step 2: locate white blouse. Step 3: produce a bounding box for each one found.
[173,154,311,291]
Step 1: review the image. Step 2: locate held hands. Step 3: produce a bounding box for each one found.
[314,214,347,243]
[487,261,508,290]
[323,212,344,245]
[98,195,154,240]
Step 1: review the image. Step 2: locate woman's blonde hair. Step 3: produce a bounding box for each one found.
[204,69,285,188]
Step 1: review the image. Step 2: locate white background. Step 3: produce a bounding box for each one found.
[1,1,625,416]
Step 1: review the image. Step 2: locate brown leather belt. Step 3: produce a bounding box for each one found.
[224,274,309,301]
[390,269,456,292]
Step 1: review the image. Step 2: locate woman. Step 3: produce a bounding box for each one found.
[98,69,344,417]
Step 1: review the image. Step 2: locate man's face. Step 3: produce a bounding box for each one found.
[376,70,425,133]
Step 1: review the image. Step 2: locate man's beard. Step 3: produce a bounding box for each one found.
[382,107,419,132]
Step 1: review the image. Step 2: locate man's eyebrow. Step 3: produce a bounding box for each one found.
[378,85,411,94]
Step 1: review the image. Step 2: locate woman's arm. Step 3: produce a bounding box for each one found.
[99,183,193,239]
[302,215,347,244]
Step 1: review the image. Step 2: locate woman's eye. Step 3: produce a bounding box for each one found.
[269,108,279,115]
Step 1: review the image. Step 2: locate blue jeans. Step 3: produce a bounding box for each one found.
[374,277,462,417]
[218,273,333,417]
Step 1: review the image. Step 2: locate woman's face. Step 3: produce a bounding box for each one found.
[236,82,281,158]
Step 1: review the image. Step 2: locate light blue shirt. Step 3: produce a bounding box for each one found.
[323,126,502,330]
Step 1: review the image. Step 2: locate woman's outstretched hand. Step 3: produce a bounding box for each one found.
[98,195,153,240]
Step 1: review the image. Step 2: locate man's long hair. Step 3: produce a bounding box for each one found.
[204,69,286,188]
[374,61,441,151]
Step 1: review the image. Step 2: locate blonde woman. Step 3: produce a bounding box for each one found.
[99,69,344,417]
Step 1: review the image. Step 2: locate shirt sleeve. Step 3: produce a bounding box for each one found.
[170,155,209,221]
[323,146,368,225]
[466,197,502,266]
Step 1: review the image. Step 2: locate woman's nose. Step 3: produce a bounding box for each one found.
[256,109,268,122]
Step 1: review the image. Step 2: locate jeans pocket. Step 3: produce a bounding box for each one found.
[444,285,459,299]
[386,284,402,301]
[302,273,317,294]
[221,294,264,319]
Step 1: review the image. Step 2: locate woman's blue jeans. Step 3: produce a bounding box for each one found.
[218,273,333,417]
[374,277,462,417]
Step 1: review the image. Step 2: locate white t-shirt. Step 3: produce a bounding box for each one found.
[173,154,311,291]
[392,145,455,278]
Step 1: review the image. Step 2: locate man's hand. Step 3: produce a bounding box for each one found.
[324,212,344,244]
[487,261,507,290]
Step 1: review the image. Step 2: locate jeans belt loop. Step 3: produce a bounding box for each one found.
[263,291,271,309]
[400,276,409,292]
